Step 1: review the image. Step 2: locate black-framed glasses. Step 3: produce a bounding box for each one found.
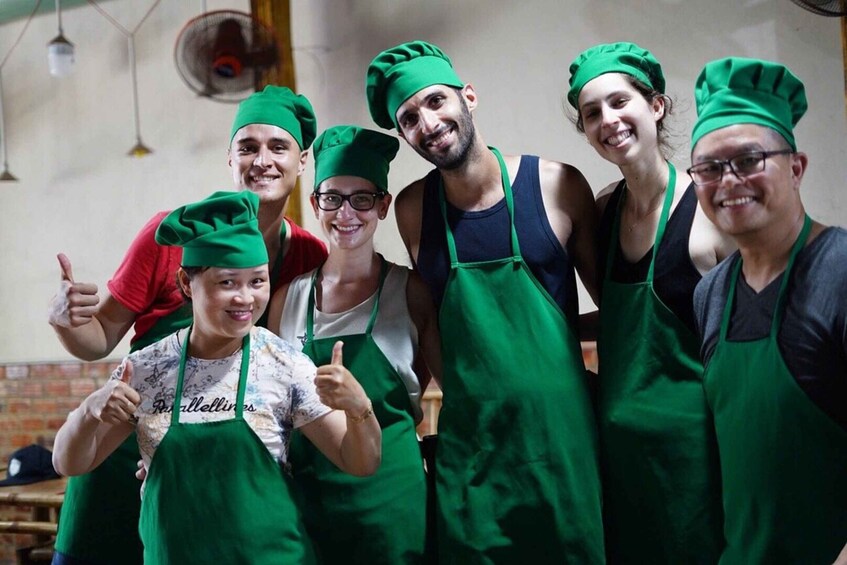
[315,191,385,211]
[686,150,794,186]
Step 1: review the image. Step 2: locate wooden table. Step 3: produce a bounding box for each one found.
[0,477,67,536]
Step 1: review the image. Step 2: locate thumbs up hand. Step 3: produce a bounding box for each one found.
[315,341,371,415]
[48,253,101,328]
[84,360,142,425]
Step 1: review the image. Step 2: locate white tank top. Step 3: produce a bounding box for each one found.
[279,261,423,422]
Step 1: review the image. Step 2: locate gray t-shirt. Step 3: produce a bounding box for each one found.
[694,227,847,429]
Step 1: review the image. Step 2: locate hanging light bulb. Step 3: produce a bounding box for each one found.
[47,0,74,77]
[127,138,153,158]
[48,36,74,77]
[0,168,18,181]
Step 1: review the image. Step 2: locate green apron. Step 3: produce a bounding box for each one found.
[55,220,288,564]
[289,258,429,564]
[434,147,604,564]
[703,215,847,564]
[53,436,144,564]
[139,328,314,564]
[54,308,190,564]
[257,219,288,328]
[597,165,723,563]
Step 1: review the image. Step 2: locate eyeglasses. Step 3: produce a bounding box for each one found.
[315,191,385,211]
[686,150,794,186]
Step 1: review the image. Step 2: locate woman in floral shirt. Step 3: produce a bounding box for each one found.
[53,191,381,565]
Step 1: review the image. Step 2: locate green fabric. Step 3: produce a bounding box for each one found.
[704,216,847,563]
[434,148,604,564]
[567,41,665,108]
[289,258,429,564]
[255,219,288,329]
[155,191,267,269]
[54,307,177,563]
[54,435,144,565]
[313,125,400,192]
[130,303,193,352]
[229,85,317,150]
[53,205,275,564]
[139,330,315,564]
[597,166,723,563]
[366,41,464,129]
[692,57,807,150]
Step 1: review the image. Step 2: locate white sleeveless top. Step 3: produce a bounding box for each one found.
[279,261,423,422]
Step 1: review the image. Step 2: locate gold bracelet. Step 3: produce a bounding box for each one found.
[347,400,373,424]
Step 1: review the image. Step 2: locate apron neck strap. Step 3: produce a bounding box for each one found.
[305,256,389,340]
[267,218,289,287]
[605,162,676,283]
[366,257,389,334]
[719,214,812,341]
[173,327,251,424]
[439,147,521,266]
[771,214,812,334]
[305,268,321,343]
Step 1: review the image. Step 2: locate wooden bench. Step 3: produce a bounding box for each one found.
[0,476,67,563]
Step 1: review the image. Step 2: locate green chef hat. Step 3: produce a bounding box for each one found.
[366,40,465,129]
[313,125,400,193]
[155,191,268,269]
[229,85,317,150]
[692,57,807,150]
[567,42,665,108]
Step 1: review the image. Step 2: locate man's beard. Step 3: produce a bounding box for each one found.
[416,98,476,170]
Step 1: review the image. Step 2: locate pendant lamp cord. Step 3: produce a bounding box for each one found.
[0,0,42,70]
[0,0,43,172]
[87,0,161,145]
[55,0,64,35]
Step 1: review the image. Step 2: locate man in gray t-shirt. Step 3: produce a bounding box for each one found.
[687,57,847,564]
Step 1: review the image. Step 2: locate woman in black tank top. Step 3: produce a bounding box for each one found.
[570,59,729,323]
[566,42,733,564]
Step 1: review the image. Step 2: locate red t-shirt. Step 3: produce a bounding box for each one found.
[108,211,327,346]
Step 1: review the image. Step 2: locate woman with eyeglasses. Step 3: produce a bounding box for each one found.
[566,43,735,563]
[267,125,441,565]
[52,191,381,565]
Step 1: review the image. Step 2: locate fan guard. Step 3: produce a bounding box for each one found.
[789,0,847,16]
[174,10,279,103]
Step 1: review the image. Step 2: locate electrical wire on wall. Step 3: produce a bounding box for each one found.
[87,0,162,157]
[0,0,44,181]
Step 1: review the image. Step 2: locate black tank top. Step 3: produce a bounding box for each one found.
[598,181,702,334]
[417,155,579,328]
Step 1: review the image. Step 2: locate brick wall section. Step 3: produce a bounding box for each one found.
[0,361,116,458]
[0,359,119,565]
[0,342,597,563]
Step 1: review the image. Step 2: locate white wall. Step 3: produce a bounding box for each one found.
[1,0,844,362]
